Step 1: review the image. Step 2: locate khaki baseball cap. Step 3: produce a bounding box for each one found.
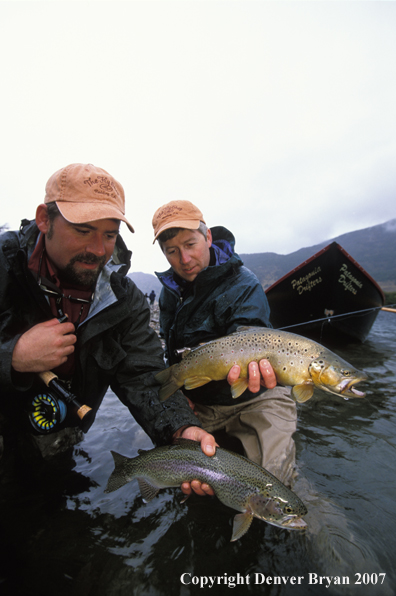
[44,163,134,232]
[152,200,205,243]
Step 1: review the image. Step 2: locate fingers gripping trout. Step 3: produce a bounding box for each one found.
[155,326,367,403]
[105,439,308,541]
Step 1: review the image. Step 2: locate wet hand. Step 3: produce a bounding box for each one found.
[181,479,214,497]
[173,426,216,497]
[227,359,277,393]
[12,318,76,373]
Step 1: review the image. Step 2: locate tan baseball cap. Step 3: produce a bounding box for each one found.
[152,200,205,243]
[44,163,134,232]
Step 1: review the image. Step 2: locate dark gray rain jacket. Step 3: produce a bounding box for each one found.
[0,220,200,445]
[155,226,272,406]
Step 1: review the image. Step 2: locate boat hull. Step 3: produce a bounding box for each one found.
[265,242,385,343]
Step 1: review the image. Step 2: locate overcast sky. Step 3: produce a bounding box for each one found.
[1,1,395,274]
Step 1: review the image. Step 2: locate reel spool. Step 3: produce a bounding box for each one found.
[27,372,93,434]
[29,391,67,434]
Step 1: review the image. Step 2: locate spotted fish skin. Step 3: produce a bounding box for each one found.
[155,326,367,403]
[104,439,308,541]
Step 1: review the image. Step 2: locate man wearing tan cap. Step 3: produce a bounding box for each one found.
[0,164,214,469]
[152,200,297,491]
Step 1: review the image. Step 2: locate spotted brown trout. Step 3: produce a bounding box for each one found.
[155,326,367,403]
[104,439,307,541]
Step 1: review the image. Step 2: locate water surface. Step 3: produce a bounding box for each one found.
[1,311,395,596]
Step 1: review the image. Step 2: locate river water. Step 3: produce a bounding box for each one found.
[1,310,396,596]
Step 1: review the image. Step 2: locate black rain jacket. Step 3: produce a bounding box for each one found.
[0,220,200,444]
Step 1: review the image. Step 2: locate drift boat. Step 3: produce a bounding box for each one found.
[265,242,385,343]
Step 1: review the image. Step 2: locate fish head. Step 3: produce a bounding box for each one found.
[309,357,367,399]
[248,492,308,531]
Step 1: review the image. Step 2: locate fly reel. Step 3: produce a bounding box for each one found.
[27,371,93,434]
[28,391,67,434]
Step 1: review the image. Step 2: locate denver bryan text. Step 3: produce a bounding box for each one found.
[180,572,386,589]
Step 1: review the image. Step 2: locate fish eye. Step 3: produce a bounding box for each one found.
[284,505,293,513]
[341,369,351,376]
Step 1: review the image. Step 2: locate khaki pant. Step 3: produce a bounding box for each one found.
[194,386,297,486]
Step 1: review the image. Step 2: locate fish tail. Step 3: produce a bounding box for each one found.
[155,367,183,401]
[104,451,136,493]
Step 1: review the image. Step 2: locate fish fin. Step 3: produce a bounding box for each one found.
[180,494,190,504]
[184,376,213,390]
[155,366,183,401]
[155,367,172,384]
[104,451,134,494]
[138,478,160,503]
[230,378,249,399]
[292,383,314,403]
[231,512,254,541]
[180,348,192,359]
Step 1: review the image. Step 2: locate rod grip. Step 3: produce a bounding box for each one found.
[76,404,92,420]
[38,371,58,386]
[37,371,93,421]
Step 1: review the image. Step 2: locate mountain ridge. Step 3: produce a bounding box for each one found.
[240,218,396,291]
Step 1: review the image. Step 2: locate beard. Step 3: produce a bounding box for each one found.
[58,253,107,287]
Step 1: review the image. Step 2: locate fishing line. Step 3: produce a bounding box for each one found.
[277,305,395,332]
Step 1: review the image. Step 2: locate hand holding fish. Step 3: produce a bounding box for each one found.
[227,359,277,393]
[172,425,217,497]
[105,439,308,541]
[155,327,367,403]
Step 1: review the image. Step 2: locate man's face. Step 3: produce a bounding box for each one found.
[38,208,120,287]
[161,228,212,282]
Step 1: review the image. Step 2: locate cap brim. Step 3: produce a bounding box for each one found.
[153,219,201,243]
[56,201,134,233]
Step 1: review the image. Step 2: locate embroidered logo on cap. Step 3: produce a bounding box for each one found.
[83,176,120,200]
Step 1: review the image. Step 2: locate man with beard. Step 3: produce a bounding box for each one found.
[0,164,214,472]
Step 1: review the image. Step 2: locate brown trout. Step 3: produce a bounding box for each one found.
[155,326,367,403]
[104,439,308,541]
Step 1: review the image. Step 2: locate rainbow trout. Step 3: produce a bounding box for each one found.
[104,439,307,541]
[155,326,367,403]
